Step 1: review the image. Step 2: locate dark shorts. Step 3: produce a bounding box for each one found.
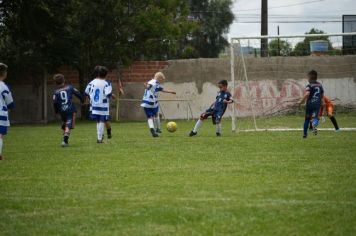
[200,108,224,124]
[143,107,159,118]
[60,112,76,129]
[90,114,110,122]
[0,126,8,135]
[306,104,320,118]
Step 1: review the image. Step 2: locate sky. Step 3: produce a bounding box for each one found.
[227,0,356,40]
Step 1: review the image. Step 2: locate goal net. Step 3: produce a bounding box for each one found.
[230,32,356,132]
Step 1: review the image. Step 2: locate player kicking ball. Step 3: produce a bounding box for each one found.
[53,74,84,147]
[299,70,324,138]
[85,66,113,143]
[140,72,176,137]
[0,63,15,160]
[189,80,233,137]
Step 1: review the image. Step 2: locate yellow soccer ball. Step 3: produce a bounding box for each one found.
[166,121,177,133]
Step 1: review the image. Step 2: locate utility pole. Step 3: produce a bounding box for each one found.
[261,0,268,57]
[277,25,280,56]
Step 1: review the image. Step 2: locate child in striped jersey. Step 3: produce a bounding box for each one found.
[140,72,176,137]
[0,63,15,160]
[85,66,113,143]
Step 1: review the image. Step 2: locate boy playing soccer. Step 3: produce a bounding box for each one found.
[53,74,84,147]
[85,66,113,143]
[140,72,176,137]
[189,80,233,137]
[0,63,14,160]
[300,70,324,138]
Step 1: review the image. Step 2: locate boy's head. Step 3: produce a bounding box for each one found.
[307,70,318,82]
[154,72,165,83]
[94,65,108,79]
[53,74,65,86]
[218,80,228,91]
[0,63,8,81]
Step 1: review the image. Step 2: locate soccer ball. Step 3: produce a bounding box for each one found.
[166,121,177,133]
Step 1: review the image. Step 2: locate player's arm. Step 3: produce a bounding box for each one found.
[3,87,14,110]
[52,94,60,114]
[72,87,84,103]
[223,93,233,104]
[161,89,176,95]
[299,90,310,106]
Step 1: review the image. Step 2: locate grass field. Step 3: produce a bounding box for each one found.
[1,114,356,235]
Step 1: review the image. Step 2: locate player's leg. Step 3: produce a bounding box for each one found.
[105,121,112,139]
[62,113,75,147]
[303,106,312,138]
[214,113,222,136]
[144,108,158,137]
[0,126,7,160]
[327,106,339,131]
[97,121,105,143]
[154,113,161,133]
[189,110,211,136]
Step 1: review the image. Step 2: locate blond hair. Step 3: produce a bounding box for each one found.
[154,72,165,81]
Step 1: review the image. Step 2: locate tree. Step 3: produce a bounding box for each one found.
[268,39,292,56]
[0,0,74,75]
[188,0,234,58]
[291,28,333,56]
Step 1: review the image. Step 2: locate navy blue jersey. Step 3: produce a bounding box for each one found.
[53,85,84,114]
[306,81,324,107]
[212,90,232,113]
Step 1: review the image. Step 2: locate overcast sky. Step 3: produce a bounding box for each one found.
[228,0,356,40]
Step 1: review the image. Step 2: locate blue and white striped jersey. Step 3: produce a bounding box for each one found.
[140,79,163,108]
[0,81,14,127]
[85,79,112,116]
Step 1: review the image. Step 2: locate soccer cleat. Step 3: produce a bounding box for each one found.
[303,135,307,139]
[312,127,318,136]
[216,133,221,137]
[335,129,340,132]
[97,139,104,144]
[189,131,197,137]
[107,133,112,139]
[150,128,159,137]
[156,129,162,133]
[61,141,69,147]
[0,155,3,160]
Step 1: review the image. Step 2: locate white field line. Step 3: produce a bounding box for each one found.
[238,128,356,132]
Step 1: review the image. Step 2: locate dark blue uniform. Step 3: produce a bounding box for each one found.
[53,85,83,129]
[305,81,324,118]
[201,90,232,124]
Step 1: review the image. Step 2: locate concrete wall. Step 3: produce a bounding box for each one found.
[7,56,356,123]
[120,56,356,120]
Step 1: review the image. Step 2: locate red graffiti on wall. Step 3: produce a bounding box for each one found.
[231,79,305,116]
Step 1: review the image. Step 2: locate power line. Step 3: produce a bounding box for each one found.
[234,20,355,24]
[235,0,326,12]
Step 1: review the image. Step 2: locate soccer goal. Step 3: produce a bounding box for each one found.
[230,32,356,132]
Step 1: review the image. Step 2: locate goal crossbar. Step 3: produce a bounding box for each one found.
[231,32,356,41]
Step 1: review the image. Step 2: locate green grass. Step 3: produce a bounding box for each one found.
[1,114,356,235]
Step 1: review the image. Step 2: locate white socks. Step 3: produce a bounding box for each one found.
[148,118,155,129]
[97,122,105,140]
[154,116,161,130]
[216,123,222,134]
[0,138,3,155]
[193,119,203,133]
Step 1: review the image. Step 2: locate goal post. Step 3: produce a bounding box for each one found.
[230,32,356,132]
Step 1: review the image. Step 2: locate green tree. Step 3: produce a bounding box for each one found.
[291,28,333,56]
[188,0,234,58]
[268,39,292,56]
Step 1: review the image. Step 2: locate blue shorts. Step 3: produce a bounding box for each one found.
[306,104,320,118]
[143,107,159,118]
[60,112,76,129]
[0,126,8,135]
[201,108,224,124]
[90,114,110,122]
